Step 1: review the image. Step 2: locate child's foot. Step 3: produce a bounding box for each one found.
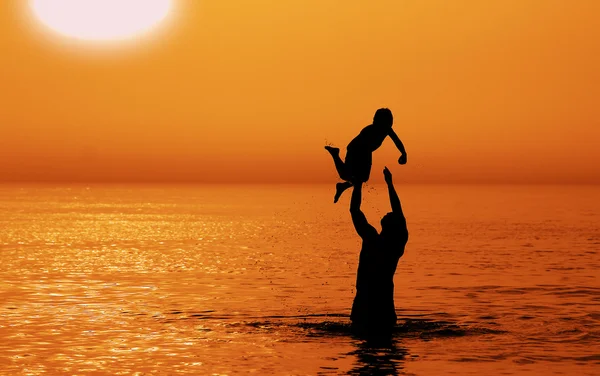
[325,146,340,157]
[334,182,352,203]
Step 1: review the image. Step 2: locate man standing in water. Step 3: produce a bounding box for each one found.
[349,167,408,339]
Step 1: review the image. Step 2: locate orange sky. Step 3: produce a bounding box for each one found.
[0,0,599,183]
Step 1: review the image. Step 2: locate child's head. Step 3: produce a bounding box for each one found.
[373,108,393,127]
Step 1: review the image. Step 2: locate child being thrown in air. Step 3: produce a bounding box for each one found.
[325,108,407,203]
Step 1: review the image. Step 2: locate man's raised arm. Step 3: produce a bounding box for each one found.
[383,167,406,222]
[350,182,377,239]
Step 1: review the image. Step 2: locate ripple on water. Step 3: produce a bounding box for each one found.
[1,184,600,375]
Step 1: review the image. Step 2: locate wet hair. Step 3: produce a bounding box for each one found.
[373,108,393,126]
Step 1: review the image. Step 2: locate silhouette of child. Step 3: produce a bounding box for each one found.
[325,108,407,203]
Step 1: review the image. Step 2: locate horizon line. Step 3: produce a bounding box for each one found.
[0,180,598,186]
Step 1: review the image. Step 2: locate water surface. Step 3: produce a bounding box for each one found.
[0,184,598,375]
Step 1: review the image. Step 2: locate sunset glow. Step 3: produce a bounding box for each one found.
[1,2,599,373]
[30,0,172,41]
[1,1,598,183]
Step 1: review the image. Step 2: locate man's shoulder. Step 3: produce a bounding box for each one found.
[360,229,379,243]
[393,227,409,243]
[400,227,409,242]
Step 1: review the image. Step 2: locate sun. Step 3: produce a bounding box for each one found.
[30,0,173,41]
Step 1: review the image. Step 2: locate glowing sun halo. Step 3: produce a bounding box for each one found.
[30,0,173,41]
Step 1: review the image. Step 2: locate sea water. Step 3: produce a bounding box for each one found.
[0,184,598,375]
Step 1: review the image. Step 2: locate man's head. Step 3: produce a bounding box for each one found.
[380,212,402,233]
[373,108,393,128]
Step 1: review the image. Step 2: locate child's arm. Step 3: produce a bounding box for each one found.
[388,128,407,165]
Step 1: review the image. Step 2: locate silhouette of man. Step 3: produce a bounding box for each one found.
[325,108,407,203]
[349,167,408,339]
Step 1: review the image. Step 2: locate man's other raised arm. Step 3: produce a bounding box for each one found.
[350,183,377,239]
[383,167,405,222]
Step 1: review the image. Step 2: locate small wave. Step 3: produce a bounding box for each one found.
[144,309,508,340]
[587,312,600,321]
[518,354,600,363]
[239,317,506,340]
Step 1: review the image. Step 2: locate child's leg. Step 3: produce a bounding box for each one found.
[334,182,353,203]
[353,152,372,183]
[346,150,372,184]
[325,146,352,181]
[325,147,372,203]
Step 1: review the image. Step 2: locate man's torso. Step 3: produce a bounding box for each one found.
[351,234,407,326]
